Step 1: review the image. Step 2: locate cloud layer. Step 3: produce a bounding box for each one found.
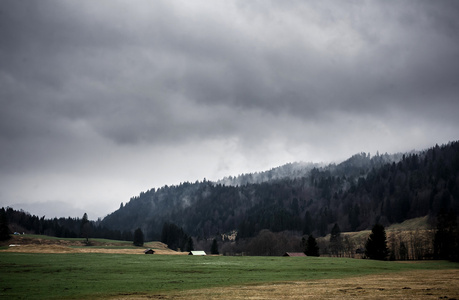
[1,1,458,218]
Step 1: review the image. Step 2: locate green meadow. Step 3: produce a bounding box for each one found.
[1,252,458,299]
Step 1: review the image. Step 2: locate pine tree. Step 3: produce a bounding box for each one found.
[211,238,219,255]
[365,224,389,260]
[0,208,10,241]
[329,223,343,256]
[434,209,458,261]
[305,235,320,256]
[80,213,90,244]
[185,237,194,252]
[160,222,190,251]
[133,228,144,247]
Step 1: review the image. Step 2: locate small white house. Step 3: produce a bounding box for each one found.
[189,250,206,256]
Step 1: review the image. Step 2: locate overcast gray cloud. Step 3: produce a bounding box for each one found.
[1,0,458,219]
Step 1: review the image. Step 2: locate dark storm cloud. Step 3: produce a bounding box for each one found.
[1,0,458,217]
[1,1,243,146]
[168,1,459,123]
[2,0,458,145]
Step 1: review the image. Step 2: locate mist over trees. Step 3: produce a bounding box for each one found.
[216,162,322,186]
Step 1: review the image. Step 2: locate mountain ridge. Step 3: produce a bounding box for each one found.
[100,141,459,241]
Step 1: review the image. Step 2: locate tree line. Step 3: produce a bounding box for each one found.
[2,207,457,261]
[1,208,134,242]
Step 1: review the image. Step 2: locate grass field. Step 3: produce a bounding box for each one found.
[1,252,458,299]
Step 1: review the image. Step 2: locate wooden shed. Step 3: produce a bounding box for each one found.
[144,249,155,254]
[189,250,206,256]
[283,252,307,257]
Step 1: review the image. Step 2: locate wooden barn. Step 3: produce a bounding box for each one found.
[189,251,206,256]
[144,249,155,254]
[283,252,307,257]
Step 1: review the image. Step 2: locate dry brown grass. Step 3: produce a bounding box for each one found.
[113,269,459,300]
[1,235,187,255]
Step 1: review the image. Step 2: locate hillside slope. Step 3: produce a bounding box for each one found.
[101,141,459,240]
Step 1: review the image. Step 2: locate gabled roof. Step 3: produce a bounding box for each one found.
[189,250,206,256]
[144,249,155,254]
[283,252,307,257]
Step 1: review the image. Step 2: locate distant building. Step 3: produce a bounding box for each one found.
[283,252,307,257]
[144,249,155,254]
[189,250,206,256]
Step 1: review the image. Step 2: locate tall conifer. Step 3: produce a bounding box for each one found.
[365,223,389,260]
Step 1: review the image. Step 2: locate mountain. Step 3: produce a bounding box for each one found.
[101,141,459,241]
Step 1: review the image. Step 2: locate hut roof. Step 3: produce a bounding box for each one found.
[144,249,155,254]
[283,252,307,257]
[189,250,206,256]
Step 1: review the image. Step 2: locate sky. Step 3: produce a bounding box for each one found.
[1,1,458,220]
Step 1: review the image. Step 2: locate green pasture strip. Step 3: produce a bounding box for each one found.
[1,253,457,300]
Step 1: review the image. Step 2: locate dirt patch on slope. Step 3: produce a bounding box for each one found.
[114,269,459,300]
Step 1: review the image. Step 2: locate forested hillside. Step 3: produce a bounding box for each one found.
[101,142,459,241]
